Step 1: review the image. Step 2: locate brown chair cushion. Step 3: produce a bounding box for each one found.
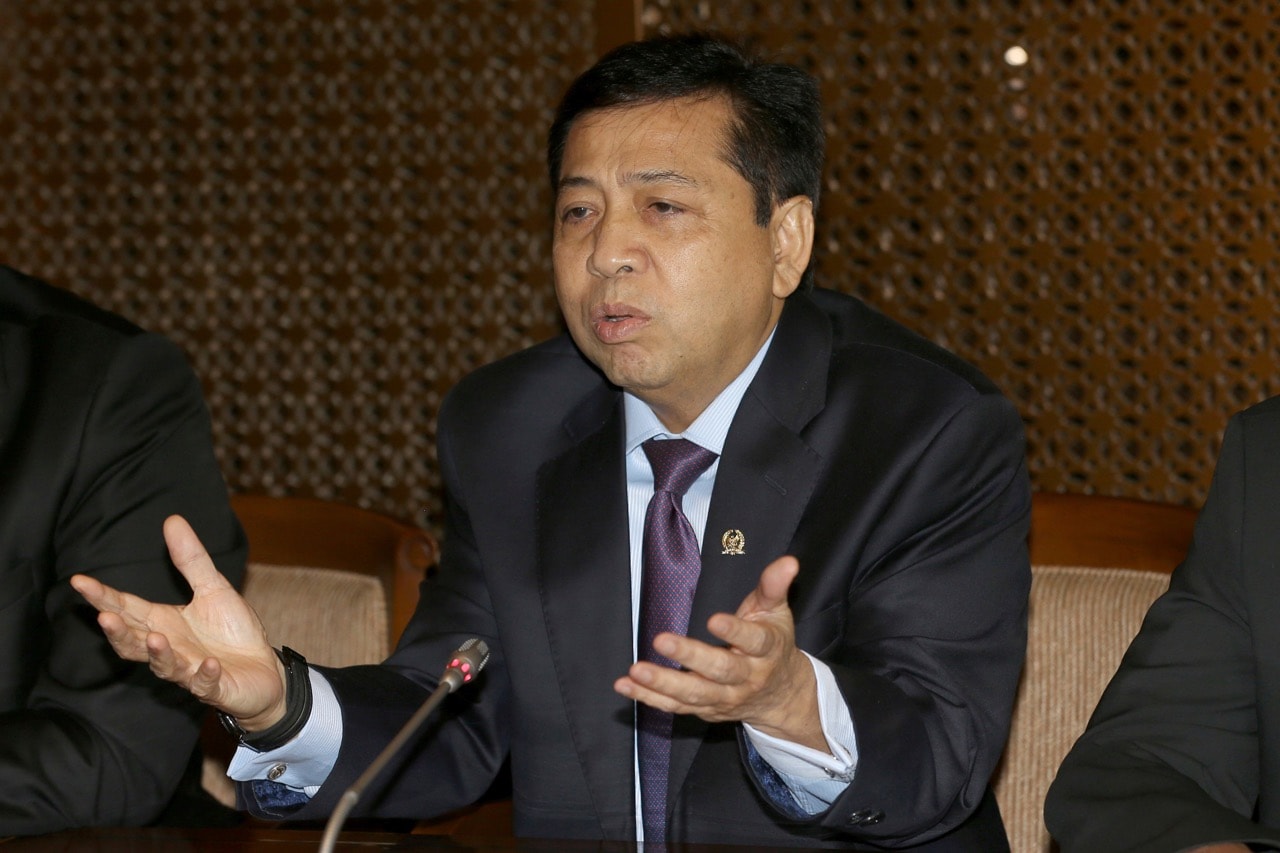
[242,562,390,667]
[993,564,1172,853]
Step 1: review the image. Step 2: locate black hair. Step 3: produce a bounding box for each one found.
[548,33,824,245]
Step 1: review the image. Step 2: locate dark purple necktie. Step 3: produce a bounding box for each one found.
[637,437,718,843]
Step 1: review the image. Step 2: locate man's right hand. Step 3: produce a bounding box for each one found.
[71,514,288,732]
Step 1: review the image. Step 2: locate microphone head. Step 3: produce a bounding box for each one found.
[442,638,491,692]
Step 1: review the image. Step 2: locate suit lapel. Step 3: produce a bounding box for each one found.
[536,388,637,837]
[668,294,832,810]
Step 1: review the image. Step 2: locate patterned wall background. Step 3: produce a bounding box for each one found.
[1,0,1273,535]
[0,0,588,534]
[646,0,1278,504]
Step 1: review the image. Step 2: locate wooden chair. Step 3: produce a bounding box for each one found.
[993,492,1199,853]
[229,494,437,654]
[1028,492,1198,574]
[200,494,438,807]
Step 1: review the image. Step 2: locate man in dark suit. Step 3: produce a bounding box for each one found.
[0,266,246,835]
[75,34,1030,849]
[1046,395,1280,853]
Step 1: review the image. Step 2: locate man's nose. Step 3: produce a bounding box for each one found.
[587,210,646,278]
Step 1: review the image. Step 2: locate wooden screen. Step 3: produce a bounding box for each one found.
[2,0,1271,534]
[644,0,1279,505]
[0,0,595,531]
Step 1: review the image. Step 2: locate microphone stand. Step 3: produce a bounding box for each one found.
[317,638,490,853]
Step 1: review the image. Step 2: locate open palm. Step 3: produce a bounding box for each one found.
[72,515,287,728]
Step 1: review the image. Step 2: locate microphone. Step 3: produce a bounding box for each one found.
[318,638,491,853]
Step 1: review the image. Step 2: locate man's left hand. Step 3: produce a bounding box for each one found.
[613,555,827,752]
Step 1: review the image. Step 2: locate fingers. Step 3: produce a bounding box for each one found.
[71,574,156,660]
[163,514,233,595]
[93,611,152,662]
[92,609,189,679]
[615,648,811,724]
[142,629,194,678]
[615,664,728,719]
[705,553,799,655]
[69,573,109,609]
[615,635,755,720]
[614,556,807,728]
[71,563,206,684]
[96,616,223,701]
[145,634,220,704]
[660,631,755,683]
[736,555,799,618]
[625,554,802,691]
[144,632,223,702]
[71,572,153,630]
[706,612,773,657]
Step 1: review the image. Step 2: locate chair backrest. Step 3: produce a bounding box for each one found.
[1028,491,1198,573]
[201,494,437,807]
[230,493,437,655]
[993,492,1198,853]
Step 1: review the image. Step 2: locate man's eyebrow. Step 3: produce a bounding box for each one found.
[557,175,596,193]
[556,170,700,193]
[623,169,700,188]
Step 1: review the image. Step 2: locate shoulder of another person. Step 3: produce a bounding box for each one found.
[1237,394,1280,434]
[0,270,195,397]
[1222,396,1280,491]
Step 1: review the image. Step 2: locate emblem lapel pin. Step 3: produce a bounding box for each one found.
[720,529,745,555]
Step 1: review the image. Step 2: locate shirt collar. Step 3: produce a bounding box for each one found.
[624,327,777,456]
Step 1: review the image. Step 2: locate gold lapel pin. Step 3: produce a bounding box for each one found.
[721,529,746,555]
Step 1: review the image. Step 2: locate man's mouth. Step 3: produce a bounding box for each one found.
[592,304,650,342]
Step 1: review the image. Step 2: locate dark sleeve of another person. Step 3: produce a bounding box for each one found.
[1045,408,1280,853]
[0,333,246,835]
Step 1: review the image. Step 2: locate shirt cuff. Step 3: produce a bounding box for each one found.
[742,652,857,811]
[227,667,343,796]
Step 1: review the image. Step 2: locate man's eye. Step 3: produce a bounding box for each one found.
[562,206,592,222]
[651,202,682,215]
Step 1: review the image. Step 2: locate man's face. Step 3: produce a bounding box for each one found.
[553,96,804,432]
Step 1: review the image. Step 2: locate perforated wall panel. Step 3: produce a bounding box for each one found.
[2,1,1269,528]
[0,0,592,531]
[645,0,1279,505]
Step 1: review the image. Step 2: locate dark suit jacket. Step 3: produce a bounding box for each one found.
[1046,396,1280,853]
[0,267,246,834]
[260,288,1030,849]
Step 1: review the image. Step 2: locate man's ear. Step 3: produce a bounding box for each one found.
[770,195,815,298]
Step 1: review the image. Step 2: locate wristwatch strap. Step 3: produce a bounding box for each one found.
[217,646,313,752]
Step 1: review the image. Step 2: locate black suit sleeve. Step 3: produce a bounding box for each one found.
[805,392,1032,845]
[243,393,509,823]
[0,333,246,835]
[1045,412,1280,853]
[740,387,1031,848]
